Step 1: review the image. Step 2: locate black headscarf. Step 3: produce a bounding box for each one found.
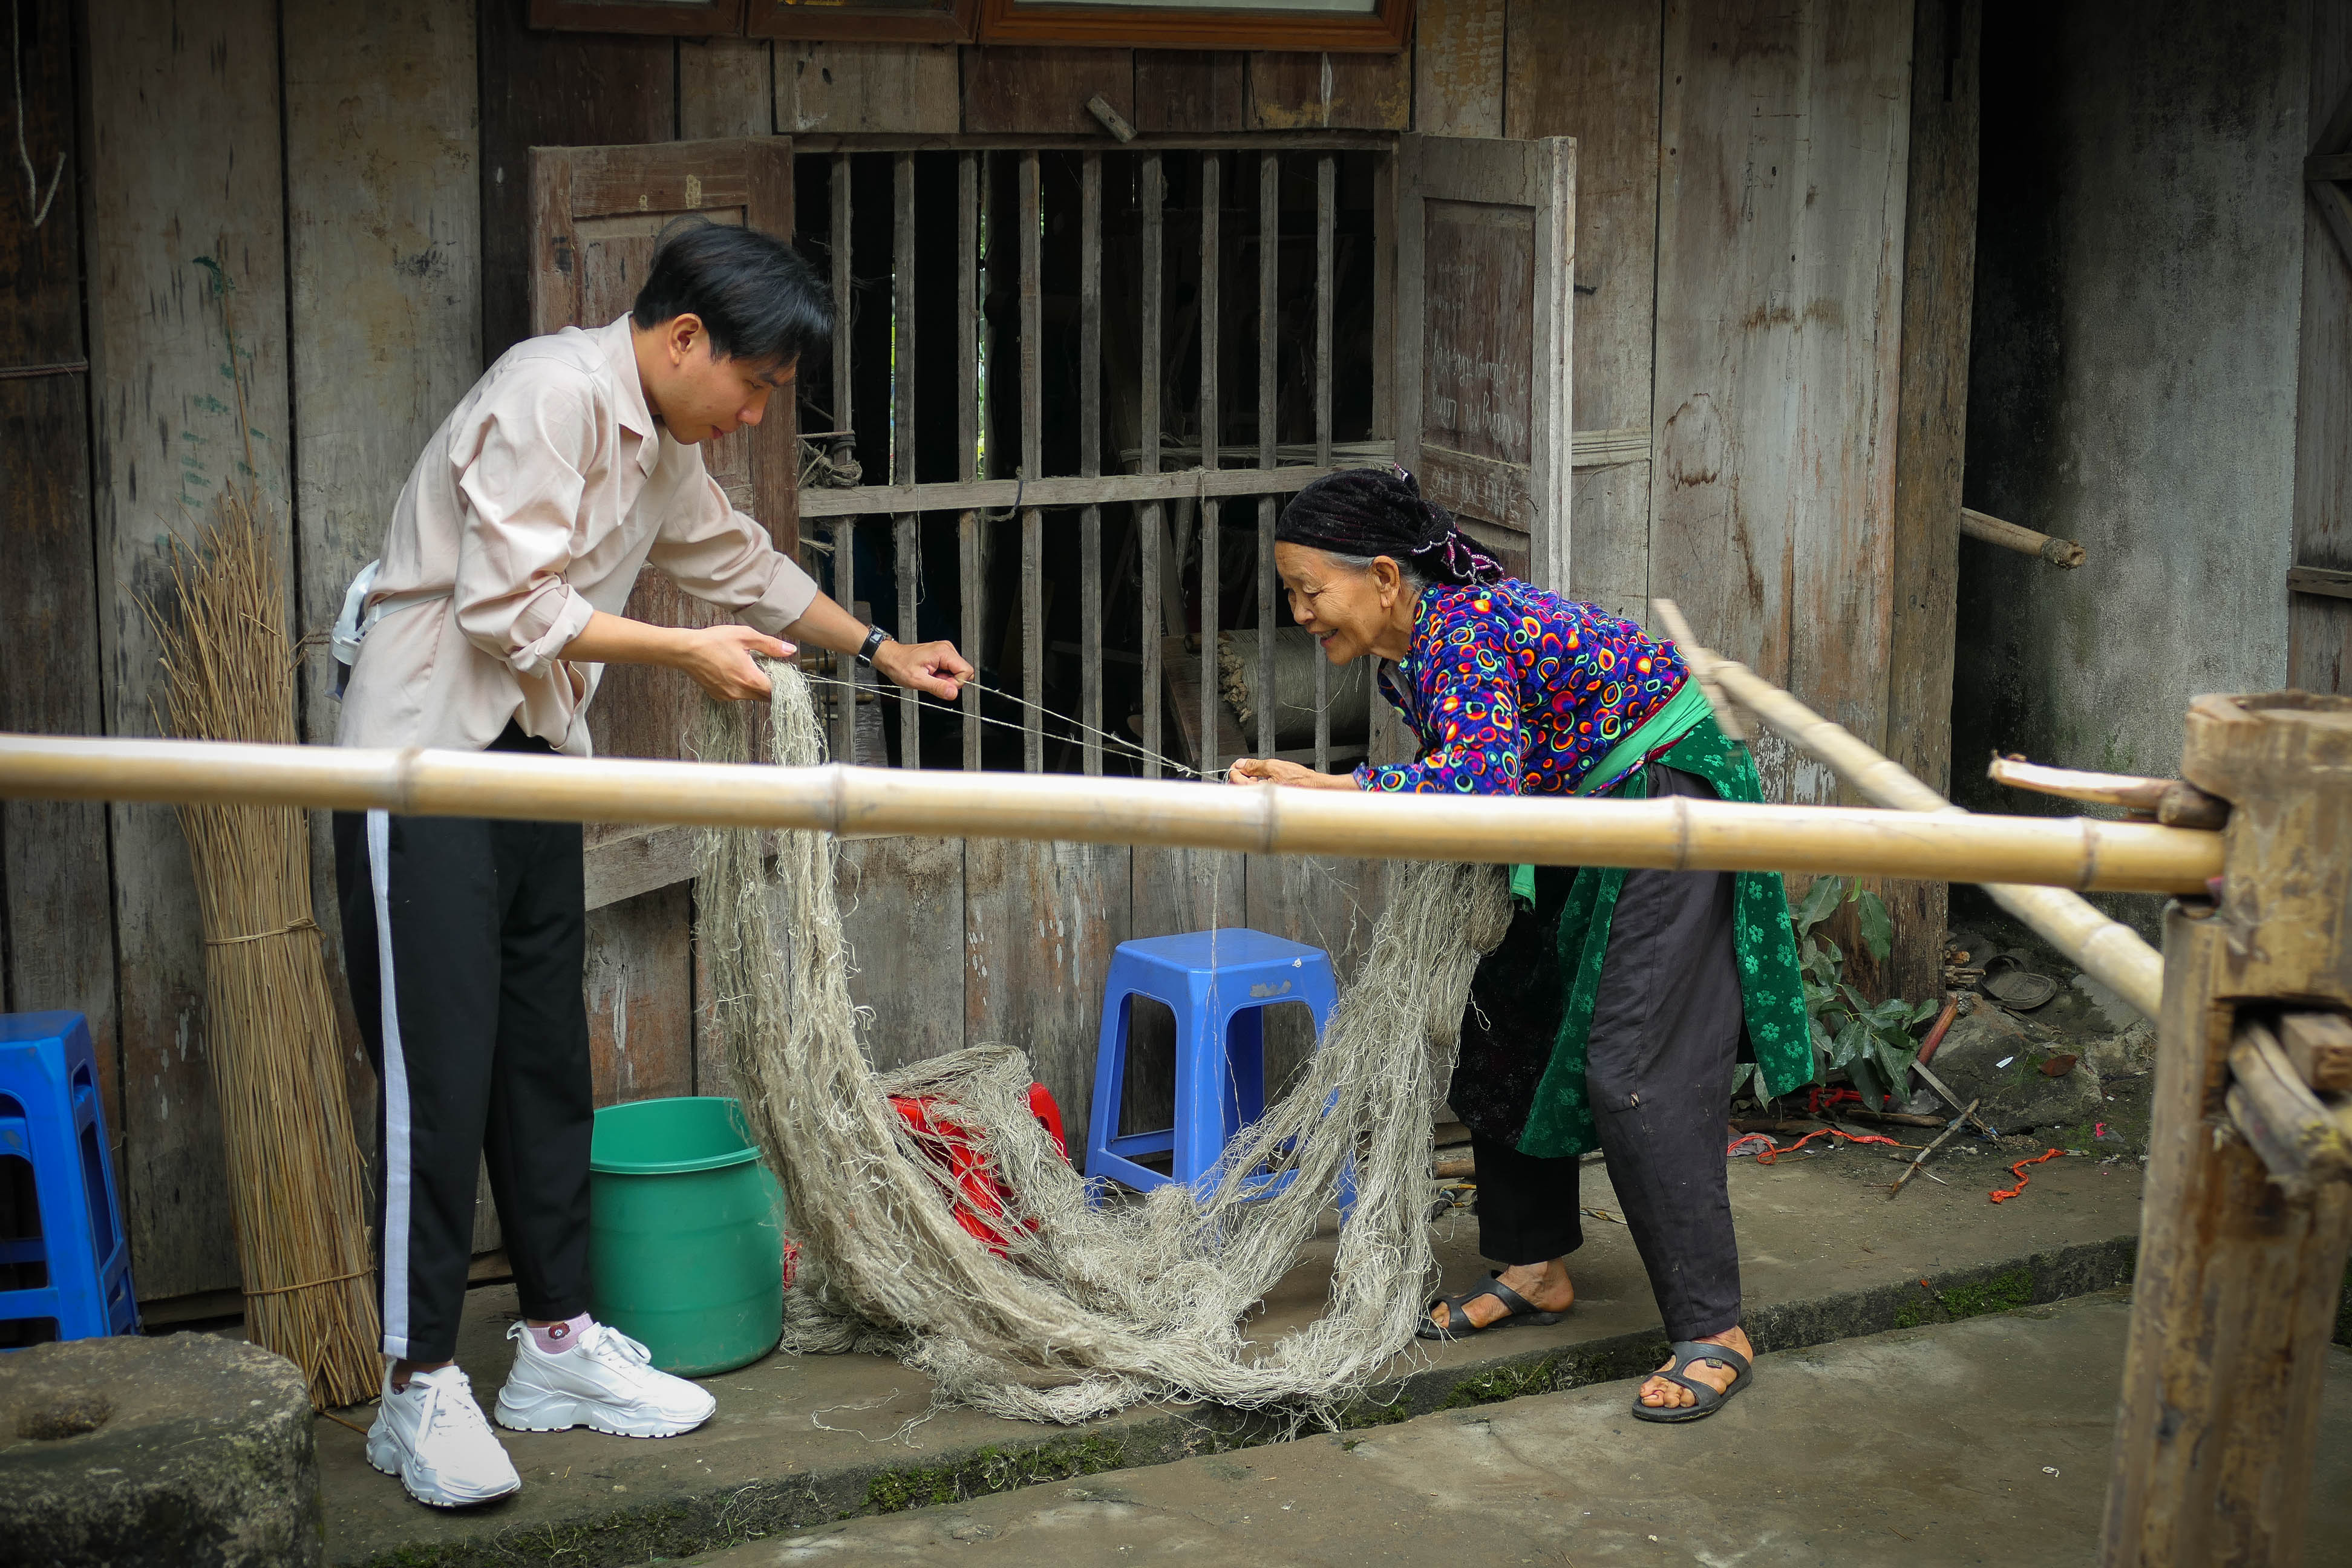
[1274,466,1506,587]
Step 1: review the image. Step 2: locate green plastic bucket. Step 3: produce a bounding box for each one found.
[587,1096,785,1376]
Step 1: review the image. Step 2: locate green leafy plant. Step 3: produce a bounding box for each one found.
[1780,877,1938,1099]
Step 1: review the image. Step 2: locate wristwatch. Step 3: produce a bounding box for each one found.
[854,624,890,667]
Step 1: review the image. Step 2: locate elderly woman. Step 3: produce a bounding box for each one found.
[1227,468,1812,1423]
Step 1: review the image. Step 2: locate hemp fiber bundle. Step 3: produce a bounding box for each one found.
[153,491,380,1409]
[696,661,1511,1424]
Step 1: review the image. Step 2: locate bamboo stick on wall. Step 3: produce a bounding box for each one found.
[1654,598,2166,1020]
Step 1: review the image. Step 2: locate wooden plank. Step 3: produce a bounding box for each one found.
[2290,2,2352,695]
[959,152,984,771]
[476,8,673,361]
[1413,0,1505,138]
[829,152,860,763]
[1081,152,1105,776]
[778,41,961,135]
[584,883,696,1108]
[964,840,1129,1152]
[894,151,921,768]
[0,0,116,1139]
[1132,51,1249,134]
[1883,0,1982,1005]
[786,130,1397,154]
[799,460,1363,517]
[1126,831,1246,1133]
[680,37,774,139]
[1243,853,1387,1097]
[838,835,966,1074]
[584,826,700,910]
[1141,153,1166,780]
[1506,0,1662,620]
[1648,0,1912,809]
[2290,564,2352,599]
[1257,151,1281,759]
[282,0,482,1143]
[1315,154,1335,774]
[1200,151,1224,780]
[1246,49,1412,131]
[85,0,293,1300]
[1020,151,1045,773]
[964,46,1135,136]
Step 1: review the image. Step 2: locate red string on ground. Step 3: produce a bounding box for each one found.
[1988,1147,2066,1203]
[1726,1126,1904,1165]
[1805,1086,1865,1117]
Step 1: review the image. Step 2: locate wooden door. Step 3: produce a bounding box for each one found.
[2290,48,2352,691]
[1394,132,1576,594]
[528,137,799,774]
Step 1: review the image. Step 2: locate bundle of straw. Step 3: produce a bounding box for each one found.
[152,485,380,1409]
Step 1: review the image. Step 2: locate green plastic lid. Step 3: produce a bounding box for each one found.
[590,1096,763,1175]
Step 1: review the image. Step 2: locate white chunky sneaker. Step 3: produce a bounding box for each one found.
[365,1364,523,1509]
[494,1321,717,1438]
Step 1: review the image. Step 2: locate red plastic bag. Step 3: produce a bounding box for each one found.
[887,1083,1070,1256]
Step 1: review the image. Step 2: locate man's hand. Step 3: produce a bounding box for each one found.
[871,638,975,702]
[676,625,796,701]
[1226,757,1358,789]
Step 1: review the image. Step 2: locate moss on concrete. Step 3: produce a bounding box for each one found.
[1440,1357,1560,1410]
[864,1433,1129,1514]
[1894,1267,2036,1330]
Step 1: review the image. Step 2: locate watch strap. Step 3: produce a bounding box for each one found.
[855,624,889,667]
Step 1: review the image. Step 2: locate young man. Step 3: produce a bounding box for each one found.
[335,221,970,1509]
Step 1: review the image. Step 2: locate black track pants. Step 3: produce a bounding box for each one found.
[333,730,593,1363]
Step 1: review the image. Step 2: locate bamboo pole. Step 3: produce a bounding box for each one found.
[1653,599,2167,1021]
[1960,506,2086,568]
[0,732,2222,893]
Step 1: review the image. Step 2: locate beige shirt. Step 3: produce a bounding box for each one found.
[336,316,818,756]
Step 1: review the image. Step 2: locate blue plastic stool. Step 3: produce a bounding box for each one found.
[1085,929,1342,1204]
[0,1012,139,1346]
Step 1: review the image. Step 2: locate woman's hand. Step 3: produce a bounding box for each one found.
[1226,757,1359,789]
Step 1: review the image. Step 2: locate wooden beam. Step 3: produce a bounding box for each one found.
[2279,1011,2352,1094]
[2287,563,2352,599]
[2103,692,2352,1566]
[1986,756,2229,829]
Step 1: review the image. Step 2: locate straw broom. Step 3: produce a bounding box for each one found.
[151,485,380,1410]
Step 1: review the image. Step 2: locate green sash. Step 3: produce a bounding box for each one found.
[1512,709,1813,1160]
[1508,678,1714,909]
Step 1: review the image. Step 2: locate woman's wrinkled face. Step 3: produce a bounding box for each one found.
[1273,543,1411,665]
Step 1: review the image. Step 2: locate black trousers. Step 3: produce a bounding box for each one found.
[1464,763,1746,1342]
[333,727,594,1363]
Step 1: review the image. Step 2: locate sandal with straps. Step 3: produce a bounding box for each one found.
[1416,1271,1566,1341]
[1630,1339,1753,1423]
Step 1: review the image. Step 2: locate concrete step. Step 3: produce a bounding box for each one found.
[678,1292,2352,1568]
[319,1142,2148,1567]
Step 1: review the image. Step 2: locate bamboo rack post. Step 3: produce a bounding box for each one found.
[1960,506,2087,568]
[1654,599,2166,1021]
[2101,693,2352,1567]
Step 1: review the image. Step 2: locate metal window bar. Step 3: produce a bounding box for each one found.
[1256,152,1279,763]
[1080,153,1105,777]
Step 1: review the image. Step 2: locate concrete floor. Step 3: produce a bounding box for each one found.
[318,1144,2149,1566]
[681,1293,2352,1568]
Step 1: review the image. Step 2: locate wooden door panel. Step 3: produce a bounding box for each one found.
[1396,132,1575,592]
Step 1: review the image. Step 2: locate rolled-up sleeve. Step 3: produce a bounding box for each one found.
[647,472,821,635]
[451,370,603,676]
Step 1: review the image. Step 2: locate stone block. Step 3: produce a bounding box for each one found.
[1930,1005,2103,1132]
[0,1333,323,1567]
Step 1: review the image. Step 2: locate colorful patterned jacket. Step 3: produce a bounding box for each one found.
[1353,580,1689,796]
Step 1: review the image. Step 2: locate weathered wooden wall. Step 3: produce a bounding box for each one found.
[18,0,1967,1307]
[1417,0,1967,1001]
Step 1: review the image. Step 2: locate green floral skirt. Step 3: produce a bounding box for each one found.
[1514,714,1812,1160]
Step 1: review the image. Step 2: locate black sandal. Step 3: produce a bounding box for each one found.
[1630,1340,1753,1423]
[1416,1272,1566,1341]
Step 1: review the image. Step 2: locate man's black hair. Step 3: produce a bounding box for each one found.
[631,218,831,371]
